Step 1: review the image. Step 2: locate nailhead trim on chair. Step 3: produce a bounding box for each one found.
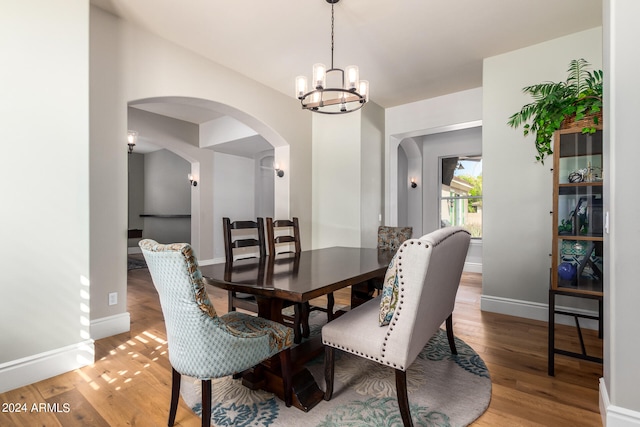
[324,230,470,371]
[324,240,425,371]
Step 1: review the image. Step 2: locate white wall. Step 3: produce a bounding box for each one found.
[397,146,409,226]
[399,138,424,237]
[312,102,385,250]
[255,152,276,220]
[0,0,92,392]
[89,6,311,340]
[200,116,258,146]
[385,88,483,226]
[212,152,257,260]
[360,102,386,248]
[602,0,640,421]
[312,113,363,248]
[482,28,602,319]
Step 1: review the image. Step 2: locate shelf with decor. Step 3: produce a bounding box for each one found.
[549,122,604,375]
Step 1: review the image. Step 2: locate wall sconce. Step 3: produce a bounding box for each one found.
[188,174,198,187]
[127,130,138,154]
[275,163,285,178]
[410,177,418,188]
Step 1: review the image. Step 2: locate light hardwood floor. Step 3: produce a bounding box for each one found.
[0,267,603,426]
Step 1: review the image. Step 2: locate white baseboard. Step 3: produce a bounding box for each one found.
[91,312,130,340]
[464,262,482,274]
[480,294,599,330]
[600,378,640,426]
[198,257,224,266]
[0,340,94,393]
[127,246,142,254]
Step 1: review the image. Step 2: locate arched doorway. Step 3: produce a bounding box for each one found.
[126,96,290,264]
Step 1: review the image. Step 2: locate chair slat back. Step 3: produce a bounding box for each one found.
[266,217,301,256]
[223,217,266,261]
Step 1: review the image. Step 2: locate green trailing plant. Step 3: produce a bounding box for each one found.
[558,218,573,234]
[507,58,603,163]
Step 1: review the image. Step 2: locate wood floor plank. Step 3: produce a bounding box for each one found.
[47,388,110,427]
[0,268,603,426]
[0,384,62,427]
[488,382,601,427]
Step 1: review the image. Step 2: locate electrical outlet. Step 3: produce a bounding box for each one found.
[109,292,118,306]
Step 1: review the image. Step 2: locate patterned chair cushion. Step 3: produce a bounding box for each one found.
[379,252,400,326]
[378,226,413,251]
[221,311,293,353]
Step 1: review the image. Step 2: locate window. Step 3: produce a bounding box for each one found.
[440,155,482,238]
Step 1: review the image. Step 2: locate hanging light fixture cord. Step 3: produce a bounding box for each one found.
[330,1,335,70]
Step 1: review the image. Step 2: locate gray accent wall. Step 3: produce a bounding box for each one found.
[142,149,191,245]
[421,127,482,234]
[127,152,145,247]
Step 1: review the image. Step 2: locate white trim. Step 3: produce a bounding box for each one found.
[464,262,482,274]
[480,294,599,330]
[197,257,225,266]
[127,246,142,255]
[0,340,94,393]
[90,312,131,340]
[600,378,640,426]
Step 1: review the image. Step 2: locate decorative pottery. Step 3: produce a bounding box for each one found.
[558,262,577,281]
[568,170,586,183]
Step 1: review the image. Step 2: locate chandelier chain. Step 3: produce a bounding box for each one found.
[330,2,335,69]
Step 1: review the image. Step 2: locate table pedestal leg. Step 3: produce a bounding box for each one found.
[246,296,325,411]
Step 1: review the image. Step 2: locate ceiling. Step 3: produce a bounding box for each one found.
[104,0,602,156]
[92,0,602,109]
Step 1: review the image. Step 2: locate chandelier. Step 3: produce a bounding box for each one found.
[295,0,369,114]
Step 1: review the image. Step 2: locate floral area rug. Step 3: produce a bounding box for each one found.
[127,257,147,270]
[181,312,491,427]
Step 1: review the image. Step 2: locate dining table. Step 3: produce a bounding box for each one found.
[200,246,395,411]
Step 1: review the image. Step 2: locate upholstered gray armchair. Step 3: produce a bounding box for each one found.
[322,227,471,427]
[139,239,293,427]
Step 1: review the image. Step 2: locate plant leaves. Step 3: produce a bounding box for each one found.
[507,58,603,163]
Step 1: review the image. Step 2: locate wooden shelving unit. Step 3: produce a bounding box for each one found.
[548,123,604,376]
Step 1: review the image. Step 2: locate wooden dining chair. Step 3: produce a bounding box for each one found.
[223,217,305,342]
[322,227,470,427]
[222,217,266,313]
[265,217,301,256]
[139,239,293,427]
[266,217,334,341]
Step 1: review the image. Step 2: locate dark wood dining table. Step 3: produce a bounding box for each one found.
[200,246,394,411]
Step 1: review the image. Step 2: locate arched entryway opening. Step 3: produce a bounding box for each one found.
[126,96,290,264]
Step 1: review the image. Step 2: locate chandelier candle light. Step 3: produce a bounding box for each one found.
[295,0,368,114]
